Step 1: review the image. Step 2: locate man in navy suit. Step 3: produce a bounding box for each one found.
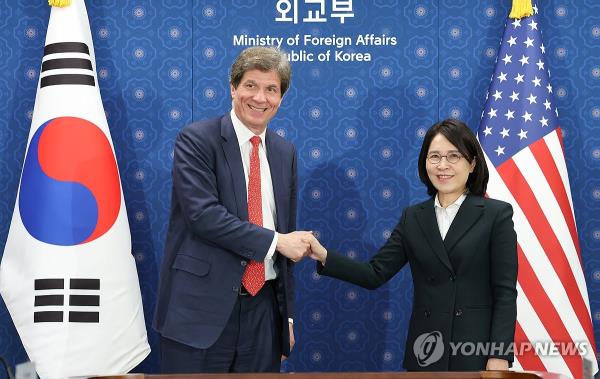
[154,46,311,373]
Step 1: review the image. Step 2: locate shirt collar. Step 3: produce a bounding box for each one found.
[230,109,267,148]
[434,192,467,210]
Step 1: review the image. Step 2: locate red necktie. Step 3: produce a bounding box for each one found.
[241,136,265,295]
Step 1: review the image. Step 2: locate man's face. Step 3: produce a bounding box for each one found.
[231,69,282,134]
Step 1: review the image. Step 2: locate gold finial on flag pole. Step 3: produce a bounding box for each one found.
[48,0,71,7]
[509,0,533,19]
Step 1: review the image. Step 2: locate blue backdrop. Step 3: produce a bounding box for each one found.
[0,0,599,375]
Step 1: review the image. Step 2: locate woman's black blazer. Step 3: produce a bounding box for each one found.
[318,194,518,371]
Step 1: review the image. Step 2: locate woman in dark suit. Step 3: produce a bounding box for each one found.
[308,119,518,372]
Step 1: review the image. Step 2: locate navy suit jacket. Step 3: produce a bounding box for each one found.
[154,114,297,355]
[318,195,518,371]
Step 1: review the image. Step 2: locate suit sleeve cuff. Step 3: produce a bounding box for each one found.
[265,232,278,261]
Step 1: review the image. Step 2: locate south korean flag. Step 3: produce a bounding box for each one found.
[0,1,150,378]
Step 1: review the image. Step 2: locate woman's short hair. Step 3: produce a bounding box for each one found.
[417,119,489,196]
[230,46,291,95]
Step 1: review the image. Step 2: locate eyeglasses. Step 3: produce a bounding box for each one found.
[427,152,463,164]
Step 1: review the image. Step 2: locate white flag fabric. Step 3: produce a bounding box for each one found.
[0,1,150,378]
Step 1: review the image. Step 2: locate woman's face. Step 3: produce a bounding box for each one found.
[425,133,475,200]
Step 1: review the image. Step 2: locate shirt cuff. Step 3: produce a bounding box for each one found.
[288,318,293,325]
[265,232,278,261]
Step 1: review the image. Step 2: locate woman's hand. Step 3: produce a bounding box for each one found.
[307,234,328,264]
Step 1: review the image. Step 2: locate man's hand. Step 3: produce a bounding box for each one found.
[276,231,312,262]
[306,234,328,264]
[486,357,509,370]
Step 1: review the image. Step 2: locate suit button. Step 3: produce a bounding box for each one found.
[455,308,463,317]
[424,310,431,318]
[232,286,239,292]
[450,275,456,282]
[241,260,247,267]
[428,276,435,283]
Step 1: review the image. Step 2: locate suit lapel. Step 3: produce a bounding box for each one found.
[443,194,484,254]
[220,114,248,221]
[265,130,285,232]
[415,198,455,275]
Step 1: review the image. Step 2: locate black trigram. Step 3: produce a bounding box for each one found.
[40,42,95,88]
[33,278,100,323]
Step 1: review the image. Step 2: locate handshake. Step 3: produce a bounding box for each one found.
[276,231,327,264]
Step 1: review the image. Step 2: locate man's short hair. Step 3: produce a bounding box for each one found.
[230,47,291,95]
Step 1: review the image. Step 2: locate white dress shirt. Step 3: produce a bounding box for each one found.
[434,193,467,240]
[230,110,279,280]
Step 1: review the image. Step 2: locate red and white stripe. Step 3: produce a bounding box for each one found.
[480,128,597,379]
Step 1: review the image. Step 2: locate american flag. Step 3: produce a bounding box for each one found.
[477,3,597,378]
